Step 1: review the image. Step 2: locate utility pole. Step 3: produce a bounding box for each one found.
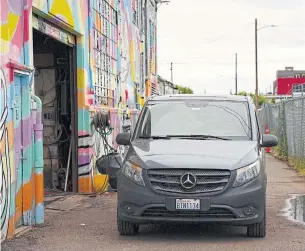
[170,62,173,83]
[255,18,259,110]
[235,53,238,95]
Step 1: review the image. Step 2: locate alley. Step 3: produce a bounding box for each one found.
[2,155,305,251]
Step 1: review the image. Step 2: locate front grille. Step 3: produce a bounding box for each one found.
[142,207,236,218]
[147,169,231,194]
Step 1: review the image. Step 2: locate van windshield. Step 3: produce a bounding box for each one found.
[135,100,252,140]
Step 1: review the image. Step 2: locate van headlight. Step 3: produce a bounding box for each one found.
[122,161,145,186]
[233,159,261,187]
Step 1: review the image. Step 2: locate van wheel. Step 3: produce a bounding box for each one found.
[109,178,117,190]
[247,204,266,238]
[117,217,139,236]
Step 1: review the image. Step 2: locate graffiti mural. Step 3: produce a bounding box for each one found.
[1,0,24,241]
[1,0,156,212]
[1,0,46,242]
[0,68,11,242]
[77,0,147,192]
[119,0,142,109]
[147,0,157,94]
[78,133,93,179]
[79,107,139,193]
[32,0,77,30]
[119,11,131,106]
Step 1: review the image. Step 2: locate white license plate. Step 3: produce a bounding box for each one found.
[175,199,200,210]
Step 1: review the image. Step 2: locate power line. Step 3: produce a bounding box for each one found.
[159,22,254,43]
[192,22,253,44]
[158,24,305,64]
[159,23,304,46]
[159,58,305,66]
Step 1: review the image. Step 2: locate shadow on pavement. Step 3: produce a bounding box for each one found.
[118,223,264,243]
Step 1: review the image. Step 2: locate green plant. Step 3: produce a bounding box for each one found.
[176,85,194,94]
[289,157,305,176]
[237,91,268,107]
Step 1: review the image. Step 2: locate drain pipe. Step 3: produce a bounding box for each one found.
[31,94,44,224]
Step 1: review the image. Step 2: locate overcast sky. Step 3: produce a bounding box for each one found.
[157,0,305,94]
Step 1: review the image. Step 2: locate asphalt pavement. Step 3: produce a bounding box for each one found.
[2,155,305,251]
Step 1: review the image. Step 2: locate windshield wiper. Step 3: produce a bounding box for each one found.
[139,136,171,139]
[139,135,231,140]
[208,104,252,139]
[166,134,231,140]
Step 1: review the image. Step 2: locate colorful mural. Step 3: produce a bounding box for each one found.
[147,0,157,94]
[0,68,11,241]
[87,107,139,191]
[77,0,151,192]
[32,0,78,31]
[117,0,142,109]
[1,0,157,240]
[1,0,21,241]
[0,0,44,242]
[30,0,155,193]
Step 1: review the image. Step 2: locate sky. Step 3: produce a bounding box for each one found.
[157,0,305,94]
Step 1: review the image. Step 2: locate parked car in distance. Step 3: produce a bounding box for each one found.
[115,94,278,237]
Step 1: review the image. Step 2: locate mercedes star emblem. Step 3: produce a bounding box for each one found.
[180,173,197,189]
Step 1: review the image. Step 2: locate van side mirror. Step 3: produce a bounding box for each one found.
[261,134,278,148]
[116,132,131,146]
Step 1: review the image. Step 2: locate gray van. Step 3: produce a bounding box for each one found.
[115,94,278,237]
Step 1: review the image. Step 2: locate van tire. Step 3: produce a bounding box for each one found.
[109,178,117,190]
[117,217,139,236]
[247,201,266,238]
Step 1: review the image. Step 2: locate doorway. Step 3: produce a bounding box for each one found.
[32,28,78,192]
[13,74,24,227]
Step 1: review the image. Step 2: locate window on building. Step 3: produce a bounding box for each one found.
[293,84,305,93]
[92,0,118,106]
[149,21,157,76]
[149,20,156,74]
[132,0,140,26]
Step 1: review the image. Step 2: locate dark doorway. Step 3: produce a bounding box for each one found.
[33,28,78,192]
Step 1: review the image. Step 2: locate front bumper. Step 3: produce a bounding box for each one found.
[117,172,266,226]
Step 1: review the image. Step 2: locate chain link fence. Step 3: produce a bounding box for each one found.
[258,97,305,172]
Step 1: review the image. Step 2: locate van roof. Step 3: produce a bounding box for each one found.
[149,94,251,102]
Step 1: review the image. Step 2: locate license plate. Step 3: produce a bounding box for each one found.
[175,199,200,210]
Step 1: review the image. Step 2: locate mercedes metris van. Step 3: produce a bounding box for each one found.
[115,94,278,237]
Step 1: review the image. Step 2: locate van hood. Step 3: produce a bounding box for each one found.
[130,139,259,170]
